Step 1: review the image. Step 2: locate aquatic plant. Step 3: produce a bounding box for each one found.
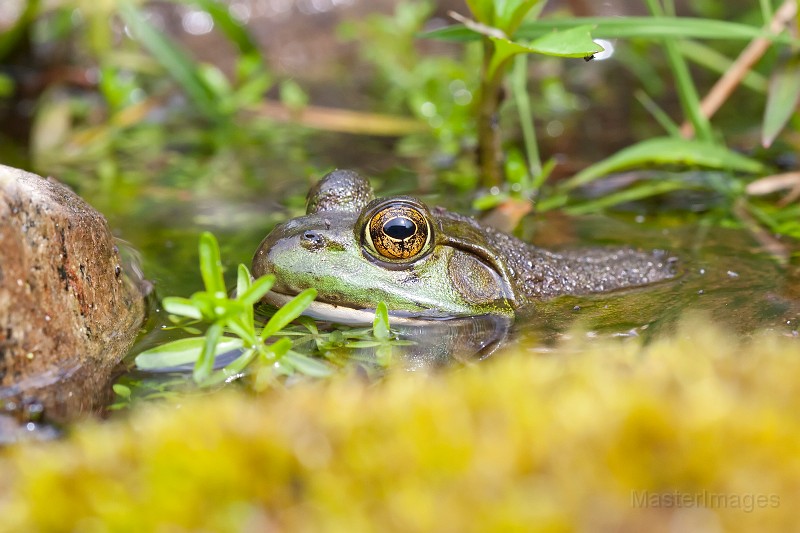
[133,232,320,386]
[122,232,404,403]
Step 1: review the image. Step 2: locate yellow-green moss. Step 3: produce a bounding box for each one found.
[2,317,799,532]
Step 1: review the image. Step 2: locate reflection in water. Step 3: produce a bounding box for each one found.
[391,315,512,370]
[128,216,800,392]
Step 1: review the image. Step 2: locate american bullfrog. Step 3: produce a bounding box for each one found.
[252,170,678,324]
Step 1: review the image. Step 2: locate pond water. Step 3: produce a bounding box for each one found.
[112,168,799,406]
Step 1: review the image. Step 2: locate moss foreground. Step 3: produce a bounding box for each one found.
[1,318,799,532]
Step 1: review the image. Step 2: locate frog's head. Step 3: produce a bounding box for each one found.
[252,170,515,324]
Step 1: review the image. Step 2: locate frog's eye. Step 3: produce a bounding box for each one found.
[363,201,432,262]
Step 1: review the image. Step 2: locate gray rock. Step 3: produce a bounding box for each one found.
[0,164,145,430]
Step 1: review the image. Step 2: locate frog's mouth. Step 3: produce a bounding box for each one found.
[261,290,456,326]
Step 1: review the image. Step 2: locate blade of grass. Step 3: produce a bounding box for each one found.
[563,180,687,215]
[236,263,251,298]
[239,275,276,306]
[198,232,226,295]
[194,322,222,383]
[283,352,333,378]
[663,37,714,141]
[425,17,799,45]
[136,336,244,370]
[162,296,204,319]
[762,53,800,148]
[513,54,541,178]
[642,0,711,142]
[119,0,219,119]
[259,288,317,341]
[677,40,768,93]
[634,90,681,136]
[373,302,390,341]
[559,137,767,191]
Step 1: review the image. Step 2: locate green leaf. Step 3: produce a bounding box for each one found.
[487,38,530,78]
[465,0,496,27]
[762,53,800,148]
[112,384,131,399]
[283,351,333,378]
[663,36,712,142]
[563,180,688,215]
[198,232,226,295]
[197,64,232,98]
[559,137,768,191]
[526,25,604,57]
[194,323,223,383]
[162,297,203,320]
[135,336,244,370]
[226,315,256,344]
[239,275,276,306]
[495,0,543,35]
[220,348,255,376]
[486,26,601,78]
[265,337,292,360]
[259,288,317,341]
[472,190,509,211]
[236,264,252,299]
[425,17,798,45]
[191,292,242,321]
[373,302,391,341]
[346,340,384,348]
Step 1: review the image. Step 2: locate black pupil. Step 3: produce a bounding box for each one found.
[383,217,416,240]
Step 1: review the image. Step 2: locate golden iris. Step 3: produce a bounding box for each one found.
[365,203,431,260]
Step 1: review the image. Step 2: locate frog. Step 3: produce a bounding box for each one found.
[252,170,678,324]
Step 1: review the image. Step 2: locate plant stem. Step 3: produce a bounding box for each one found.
[477,38,505,188]
[512,54,541,180]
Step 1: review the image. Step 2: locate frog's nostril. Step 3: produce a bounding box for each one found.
[301,230,324,248]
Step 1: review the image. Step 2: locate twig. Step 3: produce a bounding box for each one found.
[252,101,425,137]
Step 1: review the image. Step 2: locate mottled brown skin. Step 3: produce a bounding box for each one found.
[436,208,678,303]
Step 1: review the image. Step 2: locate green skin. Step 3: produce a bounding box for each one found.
[252,170,678,324]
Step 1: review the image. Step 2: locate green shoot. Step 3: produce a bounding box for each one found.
[135,232,318,386]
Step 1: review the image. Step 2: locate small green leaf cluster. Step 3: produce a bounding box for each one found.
[128,234,413,404]
[135,232,318,387]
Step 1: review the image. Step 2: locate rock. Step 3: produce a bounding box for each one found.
[0,164,145,429]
